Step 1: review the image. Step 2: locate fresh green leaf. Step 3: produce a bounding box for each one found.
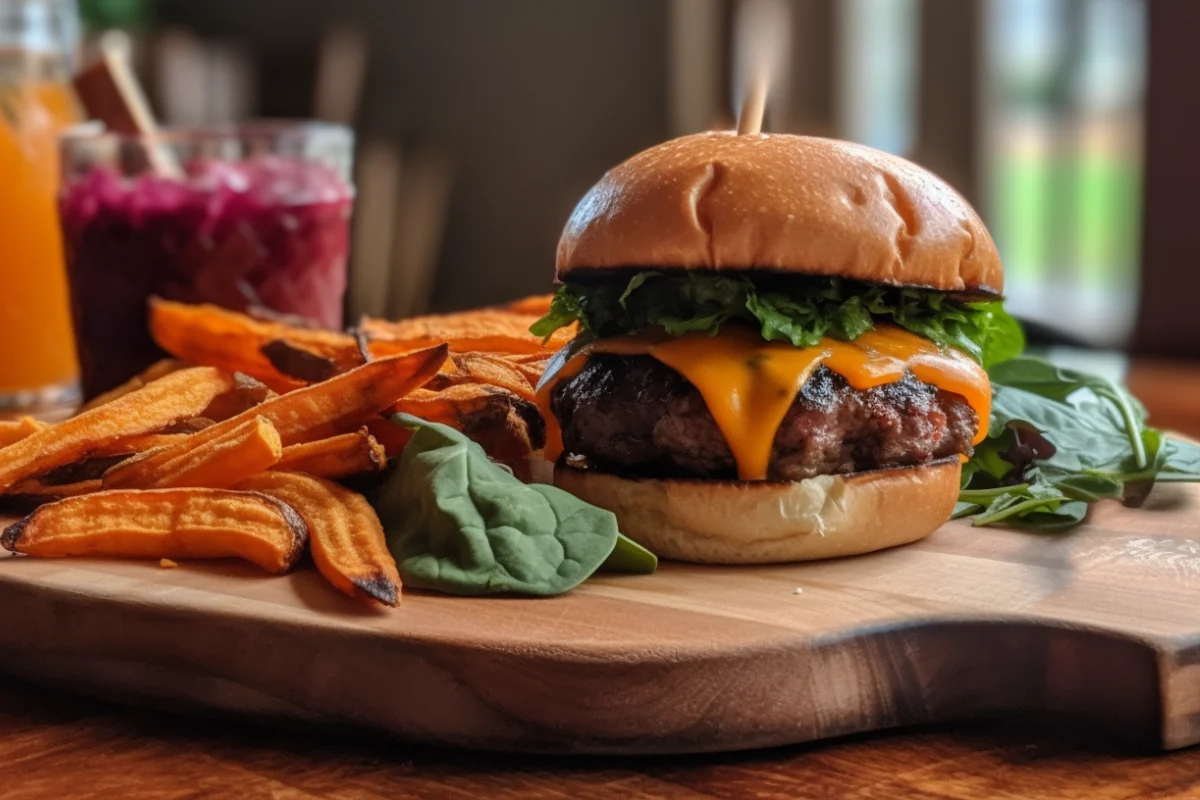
[618,270,658,308]
[952,500,983,519]
[377,414,656,596]
[529,272,1018,366]
[960,352,1200,531]
[529,289,587,341]
[602,533,658,573]
[1161,438,1200,478]
[989,356,1148,468]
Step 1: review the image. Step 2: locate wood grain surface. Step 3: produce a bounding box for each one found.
[4,675,1200,799]
[2,481,1200,755]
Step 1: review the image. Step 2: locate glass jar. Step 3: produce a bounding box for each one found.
[0,0,82,417]
[58,121,355,399]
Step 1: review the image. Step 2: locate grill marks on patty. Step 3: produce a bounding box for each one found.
[551,354,977,480]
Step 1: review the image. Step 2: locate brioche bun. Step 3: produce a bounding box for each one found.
[554,458,961,564]
[557,131,1001,295]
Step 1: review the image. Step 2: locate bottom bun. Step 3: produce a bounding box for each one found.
[554,459,962,564]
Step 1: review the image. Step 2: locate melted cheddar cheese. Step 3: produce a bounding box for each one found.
[535,324,990,480]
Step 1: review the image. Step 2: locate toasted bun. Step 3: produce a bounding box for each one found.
[554,459,961,564]
[558,132,1001,295]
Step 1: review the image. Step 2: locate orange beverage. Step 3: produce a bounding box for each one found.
[0,79,80,392]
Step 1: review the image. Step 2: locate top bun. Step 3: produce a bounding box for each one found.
[557,131,1002,295]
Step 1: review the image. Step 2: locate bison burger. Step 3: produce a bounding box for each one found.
[531,131,1021,564]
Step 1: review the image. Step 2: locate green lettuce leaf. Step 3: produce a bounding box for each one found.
[531,272,1022,368]
[376,413,656,596]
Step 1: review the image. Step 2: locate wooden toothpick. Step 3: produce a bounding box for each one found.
[736,73,767,135]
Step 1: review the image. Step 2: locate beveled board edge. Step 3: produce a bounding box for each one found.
[0,571,1186,754]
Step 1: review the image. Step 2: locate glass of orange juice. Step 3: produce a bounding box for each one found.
[0,0,81,418]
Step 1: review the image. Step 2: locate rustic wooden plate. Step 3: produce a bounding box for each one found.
[1,484,1198,754]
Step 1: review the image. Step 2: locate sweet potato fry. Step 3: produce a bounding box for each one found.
[427,352,537,401]
[0,417,48,448]
[497,352,553,387]
[0,367,236,494]
[89,433,191,458]
[102,347,448,489]
[0,478,103,514]
[117,416,282,490]
[77,359,186,413]
[11,478,103,497]
[261,339,337,383]
[35,455,128,486]
[389,384,545,478]
[236,472,400,605]
[149,298,358,391]
[0,478,104,515]
[363,417,413,458]
[0,488,309,573]
[200,373,275,421]
[153,298,562,394]
[274,428,387,479]
[494,294,554,316]
[361,308,575,355]
[389,384,514,425]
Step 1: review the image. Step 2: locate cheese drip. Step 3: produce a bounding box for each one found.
[536,325,990,480]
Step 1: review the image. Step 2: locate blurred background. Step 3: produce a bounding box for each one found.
[81,0,1153,345]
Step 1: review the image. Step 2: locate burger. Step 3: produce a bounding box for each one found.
[531,131,1021,564]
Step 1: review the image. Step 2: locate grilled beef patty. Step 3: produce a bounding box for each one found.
[550,354,977,480]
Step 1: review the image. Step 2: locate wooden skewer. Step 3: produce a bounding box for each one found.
[736,72,767,135]
[73,42,183,178]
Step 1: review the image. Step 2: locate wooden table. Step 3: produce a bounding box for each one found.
[3,356,1200,799]
[4,675,1200,799]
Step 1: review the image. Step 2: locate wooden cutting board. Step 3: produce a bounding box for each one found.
[1,483,1199,755]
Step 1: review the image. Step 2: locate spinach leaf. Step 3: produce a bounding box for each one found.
[1160,438,1200,479]
[531,272,1021,367]
[959,355,1200,531]
[377,414,656,597]
[989,356,1148,468]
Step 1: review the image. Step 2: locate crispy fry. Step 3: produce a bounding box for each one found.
[0,488,309,573]
[0,478,105,517]
[389,384,545,478]
[162,417,217,434]
[274,428,387,479]
[427,352,537,401]
[498,352,553,387]
[77,359,186,413]
[389,384,512,424]
[152,299,562,401]
[0,367,236,494]
[103,347,448,489]
[201,373,275,421]
[149,298,356,391]
[363,417,413,458]
[0,417,48,448]
[11,477,103,496]
[117,416,283,490]
[90,432,191,457]
[261,339,337,382]
[236,472,400,605]
[36,456,127,486]
[494,294,554,316]
[362,308,575,355]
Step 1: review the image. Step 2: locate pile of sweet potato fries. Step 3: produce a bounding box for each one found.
[0,296,566,607]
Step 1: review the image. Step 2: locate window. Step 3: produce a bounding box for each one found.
[983,0,1146,346]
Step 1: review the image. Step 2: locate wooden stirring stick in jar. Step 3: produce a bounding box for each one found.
[73,42,184,179]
